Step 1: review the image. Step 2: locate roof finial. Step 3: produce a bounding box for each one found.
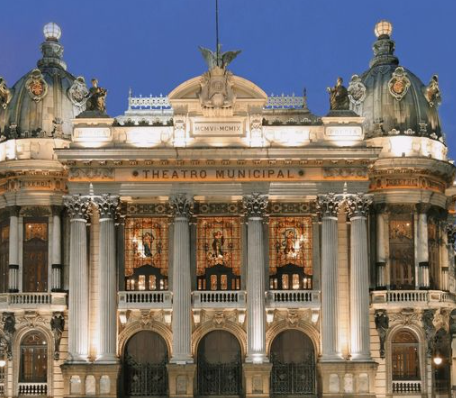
[215,0,220,67]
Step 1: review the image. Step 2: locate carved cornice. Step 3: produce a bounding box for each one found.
[63,194,92,221]
[346,193,373,219]
[93,194,120,219]
[169,194,193,218]
[243,193,268,218]
[316,193,343,219]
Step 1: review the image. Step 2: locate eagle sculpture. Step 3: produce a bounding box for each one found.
[198,44,241,69]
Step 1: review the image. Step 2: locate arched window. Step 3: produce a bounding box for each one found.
[391,330,420,381]
[20,332,47,383]
[23,219,48,292]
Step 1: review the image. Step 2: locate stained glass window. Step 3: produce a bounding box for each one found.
[23,219,48,293]
[269,217,313,290]
[389,216,414,289]
[197,217,241,290]
[125,218,169,291]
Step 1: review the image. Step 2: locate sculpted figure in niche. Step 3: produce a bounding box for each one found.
[86,78,107,113]
[327,77,350,111]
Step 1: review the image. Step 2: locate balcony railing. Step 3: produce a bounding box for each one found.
[267,290,321,308]
[392,380,421,394]
[371,290,456,307]
[118,291,172,309]
[192,291,246,308]
[18,383,47,396]
[0,293,67,310]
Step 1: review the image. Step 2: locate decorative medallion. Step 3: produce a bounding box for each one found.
[199,66,236,109]
[347,75,366,105]
[68,76,89,107]
[25,69,48,102]
[388,67,410,101]
[0,77,12,109]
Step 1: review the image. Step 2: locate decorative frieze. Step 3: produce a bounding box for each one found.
[243,193,268,219]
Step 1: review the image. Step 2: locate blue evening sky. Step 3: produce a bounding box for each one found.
[1,0,456,156]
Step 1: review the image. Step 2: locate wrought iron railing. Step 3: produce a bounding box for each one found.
[197,357,241,396]
[391,380,421,393]
[18,383,47,396]
[193,291,246,308]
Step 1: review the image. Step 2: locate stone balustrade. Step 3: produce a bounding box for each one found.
[0,292,67,310]
[266,290,321,308]
[371,290,456,308]
[118,291,172,310]
[391,380,421,394]
[18,383,47,396]
[193,291,246,308]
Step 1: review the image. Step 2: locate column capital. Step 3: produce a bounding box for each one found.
[316,193,343,219]
[93,194,120,220]
[243,193,268,219]
[51,205,64,216]
[6,205,20,217]
[346,193,373,219]
[169,194,193,218]
[63,194,92,221]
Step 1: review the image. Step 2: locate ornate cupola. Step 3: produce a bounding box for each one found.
[0,23,88,139]
[348,20,444,155]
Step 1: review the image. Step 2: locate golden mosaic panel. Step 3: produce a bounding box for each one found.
[196,217,241,277]
[25,222,48,242]
[269,217,312,275]
[125,218,169,277]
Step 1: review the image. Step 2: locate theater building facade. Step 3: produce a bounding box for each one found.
[0,19,455,398]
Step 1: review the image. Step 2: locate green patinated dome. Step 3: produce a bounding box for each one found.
[349,21,443,143]
[0,23,87,139]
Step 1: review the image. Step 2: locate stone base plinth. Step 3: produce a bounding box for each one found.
[243,363,273,398]
[317,361,378,397]
[60,363,120,398]
[167,363,196,398]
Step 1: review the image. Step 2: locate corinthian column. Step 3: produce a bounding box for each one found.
[317,193,343,361]
[7,206,19,292]
[63,195,91,363]
[346,193,373,360]
[93,194,119,363]
[244,193,268,364]
[170,194,193,364]
[417,204,430,289]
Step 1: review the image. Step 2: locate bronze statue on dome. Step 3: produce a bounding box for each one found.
[198,44,241,70]
[327,77,350,111]
[425,74,441,107]
[86,78,108,114]
[0,77,12,109]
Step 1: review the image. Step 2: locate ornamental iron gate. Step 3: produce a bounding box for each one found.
[197,356,242,396]
[197,331,242,396]
[270,354,316,395]
[270,330,316,396]
[124,331,169,397]
[125,357,168,396]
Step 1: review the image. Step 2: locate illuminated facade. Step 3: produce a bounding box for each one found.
[0,20,455,398]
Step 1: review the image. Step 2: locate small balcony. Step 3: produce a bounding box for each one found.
[118,291,172,310]
[371,290,456,309]
[266,290,321,309]
[18,382,47,396]
[392,380,421,394]
[192,290,246,308]
[0,293,67,311]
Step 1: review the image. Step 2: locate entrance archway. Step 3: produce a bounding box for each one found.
[124,331,168,397]
[270,330,316,396]
[197,330,242,396]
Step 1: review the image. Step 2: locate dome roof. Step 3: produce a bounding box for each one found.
[349,21,443,143]
[0,23,88,139]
